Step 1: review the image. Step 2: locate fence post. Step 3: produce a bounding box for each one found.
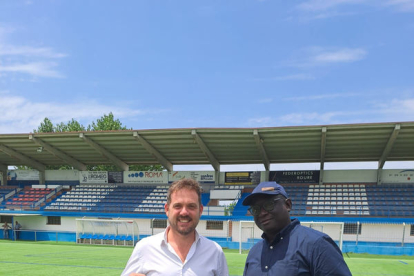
[356,221,359,246]
[402,222,406,247]
[151,218,155,235]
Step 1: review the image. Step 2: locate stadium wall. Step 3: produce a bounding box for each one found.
[3,214,414,256]
[3,169,414,186]
[323,170,377,183]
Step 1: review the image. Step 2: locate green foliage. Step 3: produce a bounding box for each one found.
[33,118,54,133]
[130,164,164,171]
[14,165,32,170]
[225,201,237,216]
[87,112,129,131]
[87,164,163,172]
[33,113,163,172]
[55,119,86,132]
[33,118,86,133]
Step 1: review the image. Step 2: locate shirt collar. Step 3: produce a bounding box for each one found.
[261,218,300,244]
[162,226,200,246]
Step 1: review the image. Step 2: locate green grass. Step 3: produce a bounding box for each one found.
[0,240,413,275]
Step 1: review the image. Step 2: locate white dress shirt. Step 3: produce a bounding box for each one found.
[121,227,229,276]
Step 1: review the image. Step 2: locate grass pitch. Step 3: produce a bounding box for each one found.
[0,240,413,276]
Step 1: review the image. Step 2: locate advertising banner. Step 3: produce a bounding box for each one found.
[382,169,414,183]
[224,171,260,185]
[124,171,168,184]
[269,170,320,184]
[108,171,124,183]
[45,170,79,181]
[7,170,39,181]
[168,171,215,183]
[79,171,108,184]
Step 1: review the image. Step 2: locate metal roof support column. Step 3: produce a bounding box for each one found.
[39,170,45,184]
[377,124,400,185]
[29,135,87,171]
[79,133,129,171]
[191,130,220,172]
[253,130,270,172]
[319,127,327,186]
[132,132,173,172]
[0,164,7,186]
[377,168,383,186]
[262,171,269,182]
[0,144,46,172]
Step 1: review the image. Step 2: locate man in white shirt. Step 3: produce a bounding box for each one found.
[121,178,229,276]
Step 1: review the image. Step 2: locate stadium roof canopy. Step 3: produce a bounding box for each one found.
[0,121,413,172]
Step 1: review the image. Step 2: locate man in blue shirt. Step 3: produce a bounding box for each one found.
[242,181,352,276]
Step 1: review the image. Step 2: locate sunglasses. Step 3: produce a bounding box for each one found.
[248,198,283,216]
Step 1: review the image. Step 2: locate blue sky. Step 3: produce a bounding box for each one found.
[1,0,414,170]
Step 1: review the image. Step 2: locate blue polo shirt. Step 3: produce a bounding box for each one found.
[243,219,352,276]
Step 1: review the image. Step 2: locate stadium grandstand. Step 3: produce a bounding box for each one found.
[1,121,414,256]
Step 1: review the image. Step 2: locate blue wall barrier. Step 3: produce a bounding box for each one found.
[3,231,414,256]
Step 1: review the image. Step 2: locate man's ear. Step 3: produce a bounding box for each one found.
[164,203,169,215]
[199,204,204,216]
[285,198,292,212]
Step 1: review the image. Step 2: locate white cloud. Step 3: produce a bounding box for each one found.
[247,96,414,128]
[0,62,64,78]
[0,25,16,39]
[249,74,315,82]
[0,93,167,133]
[0,24,67,79]
[273,73,315,81]
[385,0,414,12]
[279,111,348,125]
[247,111,359,127]
[297,0,366,12]
[311,48,367,63]
[380,98,414,115]
[288,47,367,67]
[247,117,274,127]
[257,98,273,104]
[308,11,359,19]
[284,92,360,101]
[297,0,414,14]
[0,45,66,58]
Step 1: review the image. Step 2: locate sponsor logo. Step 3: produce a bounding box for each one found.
[200,174,214,180]
[89,174,107,180]
[128,172,164,178]
[128,172,145,178]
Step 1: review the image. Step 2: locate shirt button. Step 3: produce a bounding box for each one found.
[270,246,273,249]
[281,237,283,240]
[265,266,268,269]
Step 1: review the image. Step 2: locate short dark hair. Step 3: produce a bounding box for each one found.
[167,178,202,206]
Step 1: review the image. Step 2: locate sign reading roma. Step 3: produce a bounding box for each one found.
[124,171,168,184]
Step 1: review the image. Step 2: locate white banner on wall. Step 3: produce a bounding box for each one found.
[382,169,414,183]
[124,171,168,184]
[169,171,215,183]
[79,171,108,184]
[8,170,39,181]
[46,170,79,181]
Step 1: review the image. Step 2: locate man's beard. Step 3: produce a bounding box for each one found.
[169,216,197,236]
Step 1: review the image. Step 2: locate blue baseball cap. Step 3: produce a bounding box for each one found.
[242,181,289,206]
